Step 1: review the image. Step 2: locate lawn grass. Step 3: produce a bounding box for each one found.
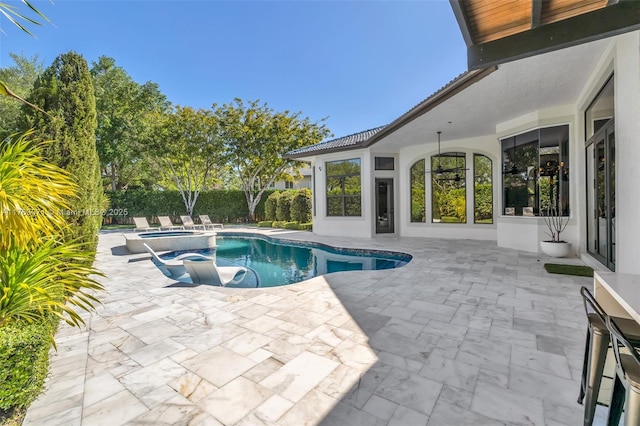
[544,263,594,277]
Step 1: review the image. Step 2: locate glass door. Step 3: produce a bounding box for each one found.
[375,178,394,234]
[586,121,615,270]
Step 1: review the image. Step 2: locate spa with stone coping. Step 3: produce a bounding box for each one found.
[123,230,217,253]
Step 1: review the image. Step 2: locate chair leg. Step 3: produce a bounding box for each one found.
[607,375,625,426]
[579,327,592,404]
[624,386,640,426]
[585,329,610,426]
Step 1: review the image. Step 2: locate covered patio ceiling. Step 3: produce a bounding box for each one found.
[450,0,640,69]
[372,37,609,152]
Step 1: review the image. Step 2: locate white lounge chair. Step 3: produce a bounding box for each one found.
[157,216,184,231]
[183,259,248,286]
[143,243,211,277]
[199,214,224,230]
[133,217,159,232]
[180,215,206,230]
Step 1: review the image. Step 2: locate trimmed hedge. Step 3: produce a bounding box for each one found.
[291,189,312,223]
[276,191,296,222]
[105,189,276,224]
[264,192,281,221]
[0,320,54,412]
[257,221,273,227]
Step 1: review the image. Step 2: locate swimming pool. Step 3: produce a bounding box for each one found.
[162,234,411,288]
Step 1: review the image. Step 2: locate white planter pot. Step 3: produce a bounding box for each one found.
[540,241,572,258]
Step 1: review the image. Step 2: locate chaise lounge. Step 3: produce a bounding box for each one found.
[144,243,212,278]
[183,258,248,286]
[157,216,184,231]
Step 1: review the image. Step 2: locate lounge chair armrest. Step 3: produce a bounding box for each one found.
[174,253,214,261]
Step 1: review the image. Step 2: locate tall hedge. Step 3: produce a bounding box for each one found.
[276,190,296,222]
[291,189,312,223]
[105,189,275,224]
[264,191,282,221]
[22,51,103,251]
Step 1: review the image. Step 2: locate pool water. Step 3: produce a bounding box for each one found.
[163,235,411,288]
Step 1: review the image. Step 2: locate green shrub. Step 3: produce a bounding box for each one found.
[276,190,296,222]
[257,221,273,227]
[105,189,276,224]
[440,216,461,223]
[283,222,299,229]
[272,221,288,228]
[298,222,313,231]
[0,320,54,411]
[290,189,312,223]
[264,191,281,221]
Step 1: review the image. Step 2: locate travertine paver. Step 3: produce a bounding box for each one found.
[24,227,604,425]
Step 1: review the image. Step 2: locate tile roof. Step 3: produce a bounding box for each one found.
[286,125,387,158]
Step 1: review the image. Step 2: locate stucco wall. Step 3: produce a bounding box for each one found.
[613,33,640,273]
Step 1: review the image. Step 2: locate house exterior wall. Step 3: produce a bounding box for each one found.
[310,149,375,238]
[303,32,640,273]
[397,135,499,241]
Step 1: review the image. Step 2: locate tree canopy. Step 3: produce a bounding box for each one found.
[91,56,169,190]
[213,98,331,221]
[22,51,104,251]
[146,106,225,216]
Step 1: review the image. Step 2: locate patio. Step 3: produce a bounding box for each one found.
[25,228,599,425]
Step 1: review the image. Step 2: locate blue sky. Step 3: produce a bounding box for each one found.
[0,1,467,139]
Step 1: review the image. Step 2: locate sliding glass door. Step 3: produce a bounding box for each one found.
[586,121,615,270]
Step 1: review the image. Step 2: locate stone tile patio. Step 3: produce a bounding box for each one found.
[24,227,604,425]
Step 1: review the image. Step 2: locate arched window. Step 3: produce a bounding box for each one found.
[431,153,466,223]
[474,154,493,224]
[410,159,425,222]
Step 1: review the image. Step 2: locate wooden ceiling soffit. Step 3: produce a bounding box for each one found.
[452,1,640,69]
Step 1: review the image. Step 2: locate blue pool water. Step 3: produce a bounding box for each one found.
[162,234,411,288]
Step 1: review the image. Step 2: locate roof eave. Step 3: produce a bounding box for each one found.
[362,65,497,147]
[285,143,366,160]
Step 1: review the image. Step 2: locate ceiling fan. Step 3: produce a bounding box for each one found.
[438,173,462,182]
[426,131,468,176]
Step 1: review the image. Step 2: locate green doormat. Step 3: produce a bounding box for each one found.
[544,263,594,277]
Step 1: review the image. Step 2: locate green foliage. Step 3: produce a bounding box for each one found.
[91,56,169,191]
[22,51,104,252]
[272,221,288,229]
[0,54,43,139]
[105,189,275,223]
[297,222,313,231]
[0,320,53,411]
[257,221,273,228]
[474,183,493,222]
[283,222,299,229]
[410,160,425,222]
[264,191,282,221]
[0,132,76,249]
[290,189,312,223]
[144,106,225,216]
[0,1,50,37]
[213,98,331,220]
[276,190,296,222]
[0,238,105,328]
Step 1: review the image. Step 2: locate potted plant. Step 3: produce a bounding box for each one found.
[540,206,571,257]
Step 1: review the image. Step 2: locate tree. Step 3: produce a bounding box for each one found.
[21,51,104,251]
[0,53,43,139]
[146,106,224,216]
[214,98,331,221]
[91,56,169,190]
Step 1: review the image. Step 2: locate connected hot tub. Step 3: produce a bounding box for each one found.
[124,230,217,253]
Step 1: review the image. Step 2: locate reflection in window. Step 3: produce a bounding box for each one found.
[375,157,395,170]
[326,159,361,216]
[474,154,493,223]
[410,159,426,222]
[431,153,466,223]
[501,125,569,216]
